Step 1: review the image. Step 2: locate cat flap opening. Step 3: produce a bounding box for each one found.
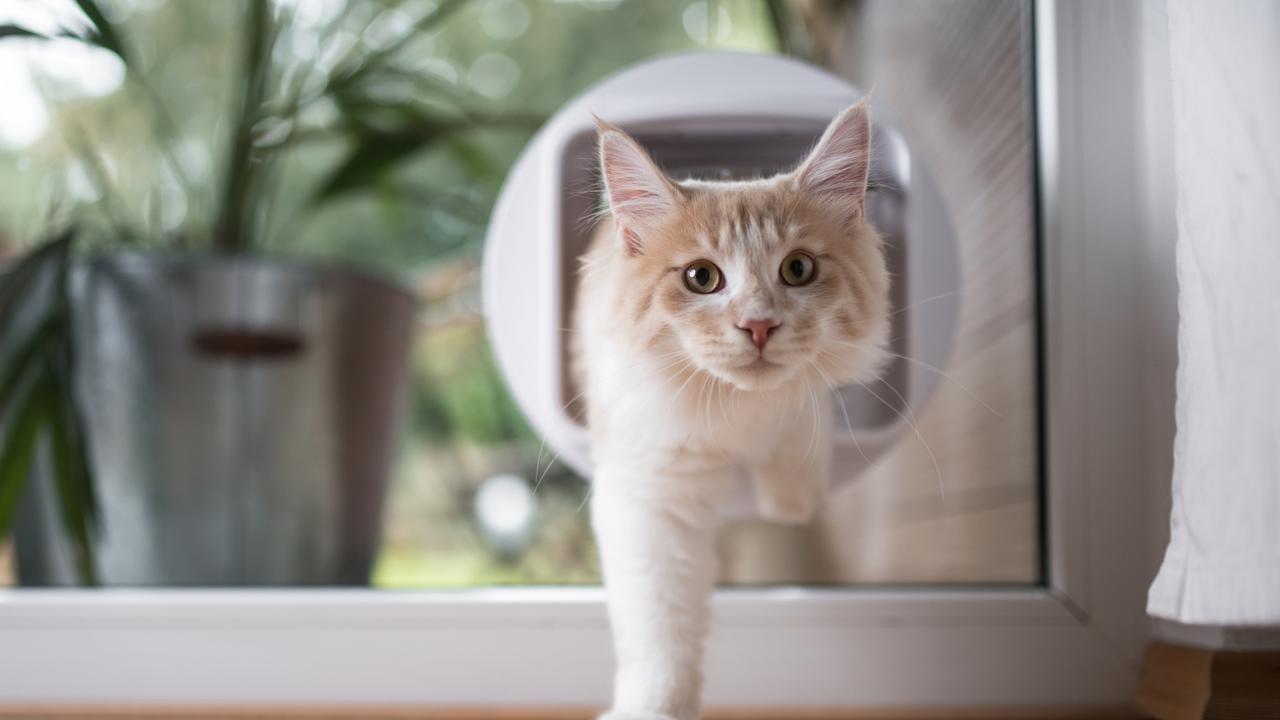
[484,52,959,514]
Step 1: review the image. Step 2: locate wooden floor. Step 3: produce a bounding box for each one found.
[0,706,1143,720]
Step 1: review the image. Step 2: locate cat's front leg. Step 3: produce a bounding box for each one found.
[591,459,729,720]
[750,390,832,524]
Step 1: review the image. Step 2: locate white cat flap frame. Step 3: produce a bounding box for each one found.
[484,52,961,506]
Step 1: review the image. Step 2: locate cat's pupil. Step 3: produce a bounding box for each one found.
[694,268,710,286]
[789,259,804,277]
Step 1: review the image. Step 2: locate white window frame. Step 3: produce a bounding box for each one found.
[0,1,1173,710]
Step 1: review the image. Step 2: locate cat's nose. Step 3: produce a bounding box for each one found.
[738,318,781,350]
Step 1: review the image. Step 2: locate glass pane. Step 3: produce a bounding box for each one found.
[719,0,1041,585]
[0,0,1038,589]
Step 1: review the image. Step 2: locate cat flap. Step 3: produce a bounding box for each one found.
[483,52,960,515]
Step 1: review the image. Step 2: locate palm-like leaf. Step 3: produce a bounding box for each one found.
[0,25,47,40]
[71,0,130,65]
[215,0,275,251]
[0,375,46,538]
[0,234,98,584]
[0,1,128,65]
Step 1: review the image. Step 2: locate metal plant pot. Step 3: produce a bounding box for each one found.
[14,253,417,586]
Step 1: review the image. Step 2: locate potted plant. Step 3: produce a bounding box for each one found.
[0,0,527,586]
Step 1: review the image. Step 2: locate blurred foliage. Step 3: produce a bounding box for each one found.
[0,0,794,270]
[0,0,130,63]
[418,323,528,444]
[0,0,804,587]
[0,234,97,584]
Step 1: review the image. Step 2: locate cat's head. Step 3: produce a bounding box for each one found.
[595,101,890,392]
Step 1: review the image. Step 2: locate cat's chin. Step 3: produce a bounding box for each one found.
[709,357,796,392]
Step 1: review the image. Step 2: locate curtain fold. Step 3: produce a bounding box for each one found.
[1146,0,1280,625]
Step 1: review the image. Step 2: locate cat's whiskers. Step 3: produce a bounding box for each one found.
[597,352,694,425]
[705,374,721,438]
[832,338,1000,417]
[855,377,946,503]
[533,448,561,496]
[555,349,687,423]
[548,357,694,503]
[716,378,734,434]
[697,372,714,437]
[534,349,688,495]
[533,440,547,492]
[669,360,705,409]
[890,291,963,318]
[802,376,821,468]
[875,374,922,429]
[561,348,693,512]
[813,345,944,499]
[612,359,703,455]
[631,357,696,422]
[810,358,869,463]
[696,374,707,435]
[573,188,613,236]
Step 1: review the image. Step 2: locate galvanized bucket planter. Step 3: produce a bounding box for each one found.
[14,253,417,586]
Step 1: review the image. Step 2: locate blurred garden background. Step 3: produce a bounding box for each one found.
[0,0,797,587]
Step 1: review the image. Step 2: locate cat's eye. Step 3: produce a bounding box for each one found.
[683,260,723,294]
[780,251,817,286]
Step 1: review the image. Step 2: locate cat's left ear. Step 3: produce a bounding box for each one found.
[795,99,872,221]
[597,118,684,255]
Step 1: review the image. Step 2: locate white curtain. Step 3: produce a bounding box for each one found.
[1146,0,1280,625]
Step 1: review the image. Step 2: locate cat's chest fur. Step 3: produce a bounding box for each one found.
[591,352,806,464]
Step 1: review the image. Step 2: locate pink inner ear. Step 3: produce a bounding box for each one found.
[616,220,644,256]
[608,183,660,209]
[799,103,872,215]
[600,131,679,227]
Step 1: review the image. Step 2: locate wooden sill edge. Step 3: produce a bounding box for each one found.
[0,704,1142,719]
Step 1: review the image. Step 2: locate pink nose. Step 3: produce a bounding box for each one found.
[738,318,781,350]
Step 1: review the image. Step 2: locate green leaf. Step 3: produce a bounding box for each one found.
[339,0,473,83]
[0,232,98,584]
[312,128,444,203]
[72,0,129,65]
[0,320,54,415]
[47,250,98,551]
[0,370,47,537]
[0,234,71,323]
[45,348,99,585]
[1,3,130,64]
[1,235,72,413]
[762,0,791,53]
[0,25,47,41]
[215,0,276,251]
[444,135,500,181]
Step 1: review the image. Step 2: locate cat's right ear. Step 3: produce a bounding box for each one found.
[596,118,683,255]
[795,99,872,223]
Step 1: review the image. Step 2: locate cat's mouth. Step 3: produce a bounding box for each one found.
[688,343,799,391]
[741,356,780,372]
[714,354,792,390]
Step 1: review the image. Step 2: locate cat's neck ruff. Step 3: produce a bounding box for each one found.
[587,343,815,467]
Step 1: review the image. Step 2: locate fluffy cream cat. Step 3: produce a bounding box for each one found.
[575,101,889,720]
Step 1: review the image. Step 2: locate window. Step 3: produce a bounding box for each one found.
[1,0,1040,590]
[0,0,1163,710]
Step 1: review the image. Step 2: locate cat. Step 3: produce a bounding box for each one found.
[574,100,889,720]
